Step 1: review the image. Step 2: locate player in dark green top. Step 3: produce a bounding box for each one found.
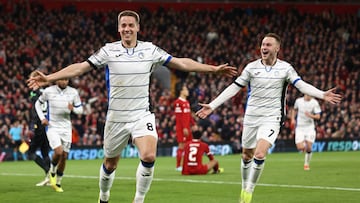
[28,71,51,186]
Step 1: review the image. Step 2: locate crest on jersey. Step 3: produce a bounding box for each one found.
[138,52,144,59]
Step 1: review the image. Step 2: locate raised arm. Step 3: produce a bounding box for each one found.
[167,57,237,78]
[294,80,342,104]
[196,83,242,119]
[27,61,92,90]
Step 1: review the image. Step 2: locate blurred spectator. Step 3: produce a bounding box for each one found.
[9,119,26,161]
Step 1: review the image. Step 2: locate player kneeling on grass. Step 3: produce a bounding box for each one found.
[182,125,224,175]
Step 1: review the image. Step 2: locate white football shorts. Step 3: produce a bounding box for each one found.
[242,124,280,149]
[295,126,316,144]
[46,128,72,152]
[103,113,158,158]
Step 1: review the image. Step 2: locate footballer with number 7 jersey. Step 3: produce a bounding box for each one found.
[196,33,342,203]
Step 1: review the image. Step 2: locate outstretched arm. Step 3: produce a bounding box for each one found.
[196,83,241,119]
[167,57,238,78]
[27,61,92,90]
[295,80,342,104]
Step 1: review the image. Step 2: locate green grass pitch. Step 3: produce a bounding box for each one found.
[0,151,359,203]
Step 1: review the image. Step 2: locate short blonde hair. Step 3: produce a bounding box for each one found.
[118,10,140,24]
[265,33,281,46]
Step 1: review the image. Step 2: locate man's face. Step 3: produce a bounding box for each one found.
[304,94,312,101]
[56,79,69,89]
[261,37,280,61]
[181,86,189,97]
[118,16,139,44]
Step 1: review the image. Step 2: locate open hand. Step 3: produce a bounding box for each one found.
[323,87,342,104]
[215,64,238,77]
[195,103,213,119]
[27,70,49,90]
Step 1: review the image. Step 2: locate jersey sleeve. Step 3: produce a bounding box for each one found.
[313,100,322,114]
[37,88,48,103]
[286,65,301,85]
[152,45,172,67]
[203,143,214,160]
[174,99,181,114]
[234,64,250,87]
[175,104,184,129]
[203,143,210,154]
[72,89,83,115]
[87,45,109,69]
[294,98,299,110]
[35,99,46,120]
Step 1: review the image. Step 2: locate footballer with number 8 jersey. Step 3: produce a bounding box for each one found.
[27,10,237,203]
[196,33,342,203]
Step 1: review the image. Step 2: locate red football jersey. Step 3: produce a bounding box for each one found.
[174,97,192,142]
[182,139,212,175]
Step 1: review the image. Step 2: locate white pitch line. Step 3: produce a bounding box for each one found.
[1,173,360,192]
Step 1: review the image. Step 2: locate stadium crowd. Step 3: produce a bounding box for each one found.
[0,1,359,159]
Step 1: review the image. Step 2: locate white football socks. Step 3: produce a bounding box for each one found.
[241,159,252,190]
[99,164,115,201]
[49,162,58,175]
[134,161,154,203]
[245,158,265,193]
[56,175,62,185]
[305,151,312,166]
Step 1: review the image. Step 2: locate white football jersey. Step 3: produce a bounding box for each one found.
[37,85,83,130]
[294,97,321,128]
[87,40,172,123]
[235,59,301,126]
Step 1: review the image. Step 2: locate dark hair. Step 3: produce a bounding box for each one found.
[193,130,202,139]
[118,10,140,24]
[265,33,281,45]
[175,82,185,97]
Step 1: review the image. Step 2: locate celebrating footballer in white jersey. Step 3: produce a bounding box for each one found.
[196,33,342,203]
[35,79,83,192]
[291,94,321,171]
[27,10,237,203]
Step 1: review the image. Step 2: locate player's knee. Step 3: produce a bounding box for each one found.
[53,148,64,156]
[296,146,305,151]
[242,151,254,161]
[104,160,117,171]
[254,152,266,160]
[141,153,156,163]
